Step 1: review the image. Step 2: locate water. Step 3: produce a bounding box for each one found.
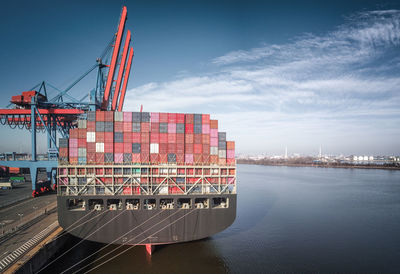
[46,165,400,273]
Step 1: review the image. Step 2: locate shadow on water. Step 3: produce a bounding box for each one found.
[45,235,229,274]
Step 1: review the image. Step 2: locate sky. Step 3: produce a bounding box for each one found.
[0,0,399,156]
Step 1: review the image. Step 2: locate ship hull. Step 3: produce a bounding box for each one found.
[57,194,236,245]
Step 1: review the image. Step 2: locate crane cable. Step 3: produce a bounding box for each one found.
[37,208,127,273]
[77,208,198,274]
[50,209,103,242]
[59,208,168,274]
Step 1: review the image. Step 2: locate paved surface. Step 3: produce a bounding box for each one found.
[0,210,58,263]
[0,181,32,209]
[0,193,56,236]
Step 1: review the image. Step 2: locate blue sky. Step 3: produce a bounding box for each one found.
[0,0,399,155]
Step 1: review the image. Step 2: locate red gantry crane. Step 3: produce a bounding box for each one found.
[0,6,134,195]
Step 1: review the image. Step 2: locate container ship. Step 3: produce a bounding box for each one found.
[49,6,237,254]
[57,111,237,252]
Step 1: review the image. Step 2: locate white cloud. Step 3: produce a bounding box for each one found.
[124,10,400,155]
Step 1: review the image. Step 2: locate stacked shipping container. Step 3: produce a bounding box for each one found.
[61,111,235,166]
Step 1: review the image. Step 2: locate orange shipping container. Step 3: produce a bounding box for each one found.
[227,141,235,150]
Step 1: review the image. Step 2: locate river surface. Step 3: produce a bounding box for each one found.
[46,164,400,273]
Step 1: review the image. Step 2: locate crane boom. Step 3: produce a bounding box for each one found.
[102,6,127,110]
[118,47,134,111]
[112,30,131,111]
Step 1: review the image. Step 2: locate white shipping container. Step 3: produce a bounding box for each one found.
[218,150,226,158]
[114,111,123,122]
[87,132,96,142]
[159,186,168,194]
[78,119,87,129]
[150,143,159,154]
[96,142,105,153]
[78,148,86,157]
[210,146,218,155]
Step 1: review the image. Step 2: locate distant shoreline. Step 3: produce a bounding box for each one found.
[236,160,400,170]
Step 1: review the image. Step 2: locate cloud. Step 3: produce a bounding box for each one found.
[124,10,400,155]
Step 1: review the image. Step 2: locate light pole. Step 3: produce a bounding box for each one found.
[17,213,23,227]
[33,206,38,217]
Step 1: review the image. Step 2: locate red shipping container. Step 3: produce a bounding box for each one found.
[185,114,194,124]
[141,153,149,163]
[227,159,235,165]
[96,132,105,142]
[194,134,202,144]
[70,157,78,164]
[202,154,210,164]
[150,133,159,143]
[185,124,193,133]
[87,153,96,163]
[168,143,176,153]
[141,143,150,153]
[141,122,150,133]
[104,143,113,153]
[185,143,194,154]
[176,133,184,144]
[202,134,210,144]
[78,138,87,148]
[194,144,202,154]
[202,114,210,124]
[150,153,159,163]
[185,134,193,144]
[176,153,184,163]
[96,153,105,163]
[210,120,218,129]
[114,121,123,132]
[210,155,218,164]
[194,153,202,164]
[227,141,235,150]
[141,133,150,143]
[151,112,160,123]
[219,158,227,165]
[87,121,96,131]
[168,133,176,143]
[105,111,114,122]
[87,142,96,153]
[159,143,168,153]
[123,112,132,122]
[59,147,68,157]
[104,132,113,142]
[70,128,78,139]
[124,132,132,143]
[159,113,168,123]
[160,133,168,143]
[176,143,185,154]
[203,144,210,153]
[78,129,86,139]
[114,143,124,153]
[168,113,177,123]
[123,122,132,132]
[114,153,123,163]
[132,133,140,142]
[124,143,132,153]
[176,113,185,123]
[132,153,141,163]
[159,153,168,163]
[151,123,159,133]
[96,111,105,121]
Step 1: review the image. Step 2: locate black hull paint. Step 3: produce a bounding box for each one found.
[57,194,236,245]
